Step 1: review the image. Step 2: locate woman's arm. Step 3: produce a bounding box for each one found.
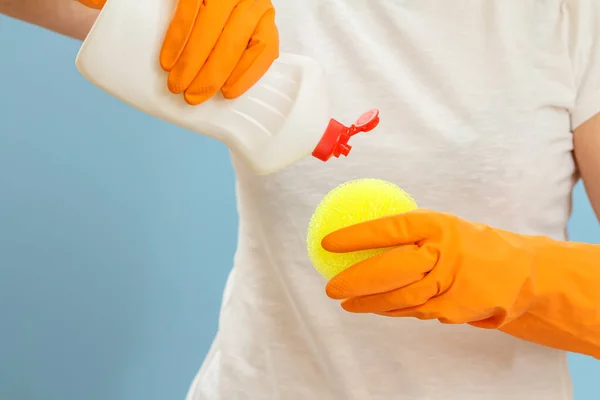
[574,113,600,220]
[0,0,99,40]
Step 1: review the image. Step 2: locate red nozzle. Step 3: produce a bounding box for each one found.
[312,109,380,162]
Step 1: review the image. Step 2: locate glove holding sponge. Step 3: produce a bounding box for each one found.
[307,179,418,280]
[308,179,600,359]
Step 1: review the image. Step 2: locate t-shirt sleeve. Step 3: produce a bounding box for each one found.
[565,0,600,130]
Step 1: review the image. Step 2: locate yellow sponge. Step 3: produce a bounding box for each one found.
[306,179,418,280]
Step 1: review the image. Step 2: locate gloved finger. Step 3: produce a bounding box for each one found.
[184,0,274,105]
[377,308,436,320]
[159,0,202,72]
[222,7,279,99]
[367,269,475,322]
[166,0,238,94]
[77,0,105,9]
[322,209,442,253]
[326,244,437,300]
[380,298,468,324]
[340,275,440,313]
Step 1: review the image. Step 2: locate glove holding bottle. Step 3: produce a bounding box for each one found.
[75,0,379,174]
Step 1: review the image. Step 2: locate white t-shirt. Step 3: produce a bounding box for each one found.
[187,1,600,399]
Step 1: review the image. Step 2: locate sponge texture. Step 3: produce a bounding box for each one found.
[307,179,418,280]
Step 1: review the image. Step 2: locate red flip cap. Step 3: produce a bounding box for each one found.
[312,109,380,162]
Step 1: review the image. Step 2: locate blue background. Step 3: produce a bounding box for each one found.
[0,16,598,400]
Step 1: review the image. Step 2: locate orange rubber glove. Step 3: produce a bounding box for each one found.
[76,0,279,105]
[323,209,600,359]
[76,0,104,9]
[159,0,279,105]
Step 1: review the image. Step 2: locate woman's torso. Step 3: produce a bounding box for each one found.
[188,1,579,399]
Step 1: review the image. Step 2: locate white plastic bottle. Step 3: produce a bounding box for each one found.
[75,0,379,175]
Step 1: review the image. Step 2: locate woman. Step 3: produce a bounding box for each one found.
[3,1,600,399]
